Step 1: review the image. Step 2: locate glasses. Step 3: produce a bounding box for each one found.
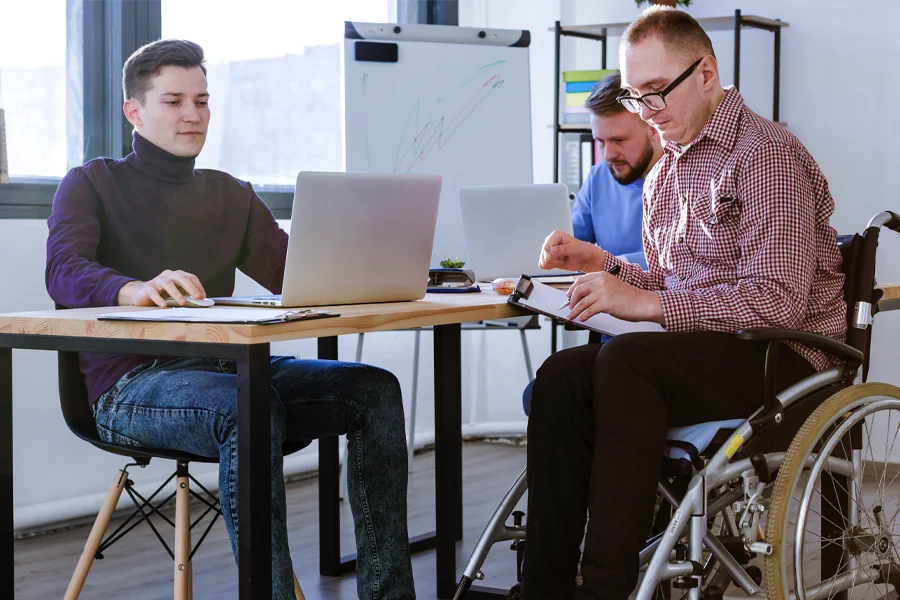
[616,58,703,114]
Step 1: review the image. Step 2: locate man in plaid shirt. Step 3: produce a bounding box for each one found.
[520,7,847,599]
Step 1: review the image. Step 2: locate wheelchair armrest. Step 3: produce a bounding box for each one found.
[736,328,864,364]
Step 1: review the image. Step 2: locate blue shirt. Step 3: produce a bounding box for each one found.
[571,162,647,269]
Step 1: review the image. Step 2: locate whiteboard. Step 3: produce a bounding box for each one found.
[343,22,533,267]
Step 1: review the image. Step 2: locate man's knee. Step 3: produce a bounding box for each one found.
[351,364,404,416]
[591,333,654,381]
[530,347,595,423]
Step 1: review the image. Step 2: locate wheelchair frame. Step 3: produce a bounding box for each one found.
[636,366,848,600]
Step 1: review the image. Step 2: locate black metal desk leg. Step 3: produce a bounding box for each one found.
[0,347,12,599]
[434,323,463,599]
[235,344,272,600]
[317,336,346,576]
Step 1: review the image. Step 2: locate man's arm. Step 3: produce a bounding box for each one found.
[237,186,289,294]
[603,189,665,290]
[571,177,596,244]
[45,168,134,308]
[657,142,817,332]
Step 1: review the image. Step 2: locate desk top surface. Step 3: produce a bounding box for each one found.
[1,284,897,346]
[0,291,524,345]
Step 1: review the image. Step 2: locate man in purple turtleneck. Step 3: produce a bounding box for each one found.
[46,39,414,599]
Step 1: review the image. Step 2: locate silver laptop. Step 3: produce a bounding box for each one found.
[458,183,575,282]
[215,171,442,308]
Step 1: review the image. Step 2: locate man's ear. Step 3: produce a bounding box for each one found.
[699,55,719,90]
[123,98,142,128]
[646,121,661,145]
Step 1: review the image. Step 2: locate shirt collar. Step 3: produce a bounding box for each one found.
[664,86,745,158]
[126,131,196,184]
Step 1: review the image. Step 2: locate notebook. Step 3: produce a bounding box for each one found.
[507,275,664,336]
[98,307,338,325]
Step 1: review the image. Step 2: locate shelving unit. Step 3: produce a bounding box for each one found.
[551,9,789,184]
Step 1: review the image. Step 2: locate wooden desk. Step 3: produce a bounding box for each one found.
[879,283,900,312]
[0,292,523,600]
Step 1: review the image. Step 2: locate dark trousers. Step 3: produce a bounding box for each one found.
[522,331,816,599]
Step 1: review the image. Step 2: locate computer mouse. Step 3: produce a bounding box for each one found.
[166,296,215,308]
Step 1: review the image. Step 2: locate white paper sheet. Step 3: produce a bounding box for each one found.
[515,279,665,336]
[99,307,329,324]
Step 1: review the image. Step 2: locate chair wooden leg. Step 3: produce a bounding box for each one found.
[64,469,129,600]
[293,571,306,600]
[174,463,192,600]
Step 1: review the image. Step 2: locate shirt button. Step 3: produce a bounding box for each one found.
[680,196,687,204]
[680,275,686,281]
[678,236,684,244]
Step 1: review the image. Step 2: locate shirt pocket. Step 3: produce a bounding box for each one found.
[688,181,740,265]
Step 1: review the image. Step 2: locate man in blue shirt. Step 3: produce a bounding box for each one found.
[571,71,664,269]
[520,72,665,420]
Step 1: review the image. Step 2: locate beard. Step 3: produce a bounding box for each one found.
[607,142,655,185]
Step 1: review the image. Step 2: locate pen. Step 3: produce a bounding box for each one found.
[558,263,622,310]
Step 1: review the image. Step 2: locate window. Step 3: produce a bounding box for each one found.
[161,0,393,185]
[0,0,75,179]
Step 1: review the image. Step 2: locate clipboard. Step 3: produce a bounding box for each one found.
[508,275,664,337]
[99,307,339,325]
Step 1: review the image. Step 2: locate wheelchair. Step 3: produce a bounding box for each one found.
[455,210,900,600]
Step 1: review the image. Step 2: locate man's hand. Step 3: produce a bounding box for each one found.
[539,230,607,273]
[566,271,665,324]
[116,270,207,308]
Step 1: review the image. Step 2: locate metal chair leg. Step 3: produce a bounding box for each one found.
[338,333,367,501]
[64,468,130,600]
[458,468,528,586]
[519,328,534,381]
[408,329,421,471]
[174,462,192,600]
[355,332,364,364]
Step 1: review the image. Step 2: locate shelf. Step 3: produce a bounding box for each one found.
[551,15,788,39]
[555,124,592,133]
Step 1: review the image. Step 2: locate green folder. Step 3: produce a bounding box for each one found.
[563,69,619,83]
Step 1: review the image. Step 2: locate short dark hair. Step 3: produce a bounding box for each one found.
[584,72,626,117]
[622,6,715,61]
[122,39,207,103]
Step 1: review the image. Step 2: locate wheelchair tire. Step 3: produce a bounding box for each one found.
[763,382,900,600]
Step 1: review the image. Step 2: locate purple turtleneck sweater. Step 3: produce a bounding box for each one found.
[46,132,289,404]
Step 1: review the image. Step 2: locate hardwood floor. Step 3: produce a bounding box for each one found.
[14,441,527,600]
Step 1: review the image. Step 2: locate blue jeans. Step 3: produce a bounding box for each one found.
[93,356,415,600]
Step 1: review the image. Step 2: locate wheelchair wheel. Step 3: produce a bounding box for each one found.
[765,382,900,600]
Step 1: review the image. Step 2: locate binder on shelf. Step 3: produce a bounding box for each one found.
[0,109,8,184]
[560,132,594,194]
[580,135,593,187]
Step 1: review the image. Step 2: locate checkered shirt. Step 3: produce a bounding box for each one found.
[605,87,847,370]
